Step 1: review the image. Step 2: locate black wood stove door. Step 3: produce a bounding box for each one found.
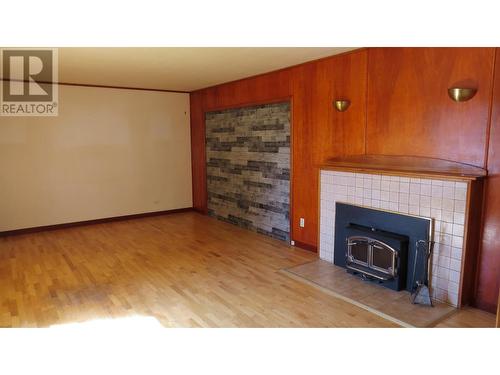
[334,203,431,292]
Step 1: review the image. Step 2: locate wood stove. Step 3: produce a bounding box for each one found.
[347,235,398,279]
[345,223,408,290]
[334,203,431,292]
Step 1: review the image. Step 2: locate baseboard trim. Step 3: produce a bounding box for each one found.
[192,207,208,215]
[0,207,194,237]
[293,240,317,252]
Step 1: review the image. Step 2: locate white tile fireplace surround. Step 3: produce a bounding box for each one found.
[319,170,469,307]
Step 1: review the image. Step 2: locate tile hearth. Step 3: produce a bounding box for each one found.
[282,260,456,327]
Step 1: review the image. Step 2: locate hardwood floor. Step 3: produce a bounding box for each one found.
[0,212,494,327]
[435,307,496,328]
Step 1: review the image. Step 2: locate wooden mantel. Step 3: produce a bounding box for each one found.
[320,155,487,180]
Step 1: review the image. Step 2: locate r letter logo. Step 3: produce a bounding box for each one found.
[1,48,58,116]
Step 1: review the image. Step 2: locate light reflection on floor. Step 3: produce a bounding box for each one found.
[50,315,163,329]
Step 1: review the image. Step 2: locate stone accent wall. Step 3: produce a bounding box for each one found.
[205,102,290,241]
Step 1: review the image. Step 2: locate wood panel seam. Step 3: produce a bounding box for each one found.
[484,48,498,170]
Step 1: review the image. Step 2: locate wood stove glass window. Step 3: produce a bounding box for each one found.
[371,242,395,275]
[347,236,398,278]
[348,237,370,267]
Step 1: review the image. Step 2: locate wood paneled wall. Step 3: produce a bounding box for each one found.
[366,48,495,167]
[477,49,500,313]
[289,50,367,245]
[190,47,500,312]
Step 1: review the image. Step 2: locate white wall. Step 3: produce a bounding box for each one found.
[0,84,192,231]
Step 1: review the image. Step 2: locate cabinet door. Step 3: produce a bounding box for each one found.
[366,48,495,167]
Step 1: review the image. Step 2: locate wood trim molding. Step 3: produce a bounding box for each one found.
[461,179,485,306]
[497,289,500,327]
[0,78,189,94]
[484,48,498,169]
[0,208,194,237]
[204,96,292,113]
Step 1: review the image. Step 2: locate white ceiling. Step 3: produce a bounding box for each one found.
[53,48,356,92]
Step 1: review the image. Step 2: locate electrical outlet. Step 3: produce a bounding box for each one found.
[290,240,295,246]
[299,218,305,227]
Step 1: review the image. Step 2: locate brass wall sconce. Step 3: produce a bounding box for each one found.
[334,99,351,112]
[447,87,477,102]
